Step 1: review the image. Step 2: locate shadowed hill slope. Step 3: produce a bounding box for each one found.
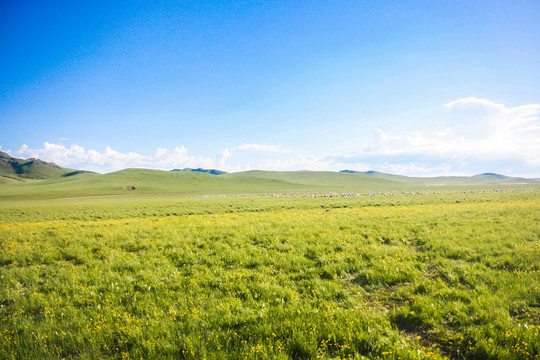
[171,168,227,175]
[0,151,94,183]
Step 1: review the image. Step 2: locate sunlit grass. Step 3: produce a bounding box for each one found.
[1,189,539,359]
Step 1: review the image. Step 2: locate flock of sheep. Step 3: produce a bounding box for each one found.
[192,188,524,199]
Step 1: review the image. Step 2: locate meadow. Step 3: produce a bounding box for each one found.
[1,186,539,359]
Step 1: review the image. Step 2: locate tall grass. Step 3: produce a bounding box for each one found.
[0,192,538,359]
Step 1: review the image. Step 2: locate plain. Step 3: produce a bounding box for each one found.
[1,181,539,359]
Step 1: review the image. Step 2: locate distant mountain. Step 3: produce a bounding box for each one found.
[0,151,93,183]
[340,169,539,185]
[473,173,509,179]
[340,170,396,176]
[171,168,227,175]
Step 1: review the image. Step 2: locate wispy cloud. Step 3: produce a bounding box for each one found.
[236,144,292,152]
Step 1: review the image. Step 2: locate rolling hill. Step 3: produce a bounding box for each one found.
[0,168,304,200]
[0,151,538,200]
[0,151,94,183]
[340,170,538,186]
[222,170,401,190]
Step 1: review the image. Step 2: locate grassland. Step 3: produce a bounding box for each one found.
[1,167,537,201]
[0,169,406,201]
[1,183,539,359]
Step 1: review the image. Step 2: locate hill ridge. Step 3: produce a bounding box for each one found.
[0,151,92,183]
[171,167,227,175]
[0,151,538,199]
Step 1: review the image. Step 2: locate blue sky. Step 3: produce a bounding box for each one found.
[1,0,539,176]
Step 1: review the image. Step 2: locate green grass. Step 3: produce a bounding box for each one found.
[1,168,537,201]
[0,185,536,224]
[0,169,306,200]
[0,168,407,201]
[1,187,539,359]
[222,170,400,189]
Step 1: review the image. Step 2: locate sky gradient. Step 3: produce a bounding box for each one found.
[1,1,539,176]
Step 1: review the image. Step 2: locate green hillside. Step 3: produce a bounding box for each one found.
[0,164,538,200]
[0,168,306,200]
[0,169,407,201]
[0,151,91,183]
[223,170,403,190]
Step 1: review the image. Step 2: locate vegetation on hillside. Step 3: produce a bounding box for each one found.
[0,151,92,183]
[0,164,537,200]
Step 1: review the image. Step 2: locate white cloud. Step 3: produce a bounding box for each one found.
[218,148,232,168]
[444,97,540,137]
[7,98,539,176]
[323,97,540,176]
[444,97,507,112]
[15,143,228,172]
[221,148,232,160]
[361,97,540,166]
[260,154,331,171]
[154,147,168,158]
[378,163,455,176]
[236,144,291,152]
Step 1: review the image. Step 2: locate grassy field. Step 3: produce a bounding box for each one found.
[1,185,539,359]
